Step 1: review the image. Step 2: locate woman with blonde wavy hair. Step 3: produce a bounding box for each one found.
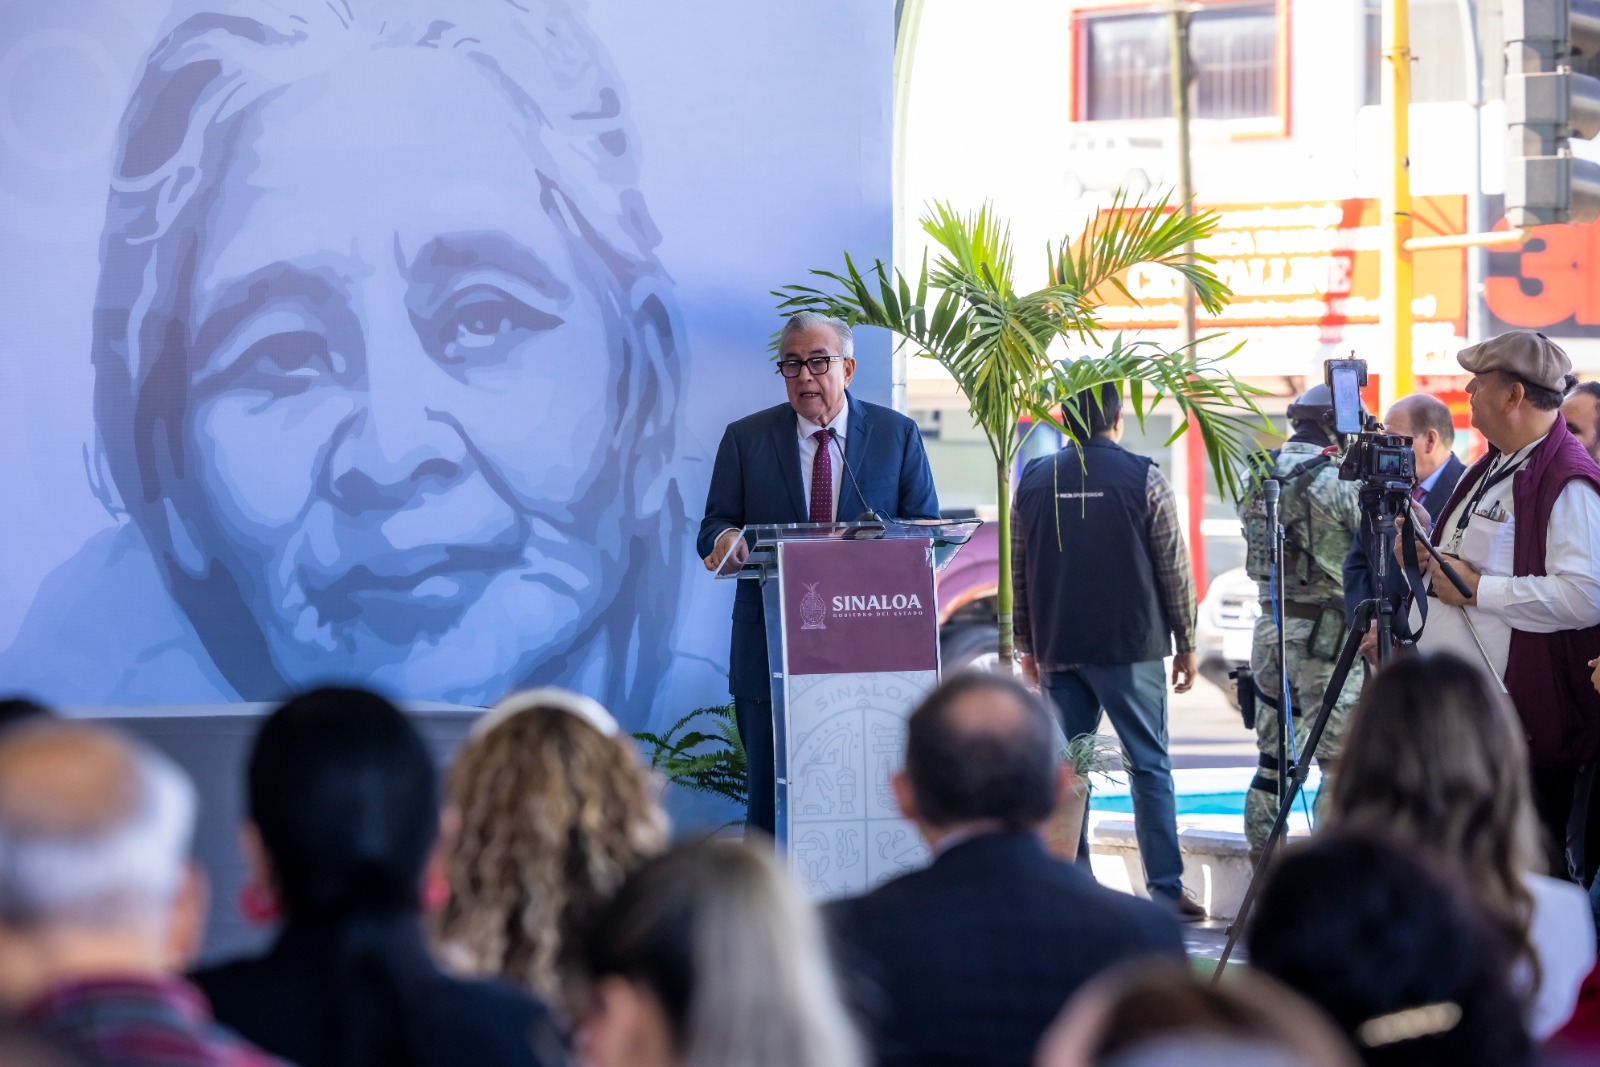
[1326,650,1593,1039]
[578,838,865,1067]
[434,689,668,1019]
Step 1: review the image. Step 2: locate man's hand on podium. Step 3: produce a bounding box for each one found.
[703,528,749,574]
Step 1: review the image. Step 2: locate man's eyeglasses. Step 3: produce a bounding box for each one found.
[775,356,846,378]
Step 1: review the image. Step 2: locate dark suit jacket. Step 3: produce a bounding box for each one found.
[192,920,563,1067]
[1342,453,1465,625]
[697,391,939,700]
[825,832,1186,1067]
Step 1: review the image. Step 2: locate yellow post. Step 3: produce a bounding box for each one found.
[1380,0,1414,410]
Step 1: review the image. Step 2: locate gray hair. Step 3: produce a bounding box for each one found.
[0,725,197,930]
[779,312,854,361]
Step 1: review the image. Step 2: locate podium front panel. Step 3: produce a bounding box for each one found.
[773,537,939,899]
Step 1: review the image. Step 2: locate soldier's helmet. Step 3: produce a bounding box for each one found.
[1285,384,1338,430]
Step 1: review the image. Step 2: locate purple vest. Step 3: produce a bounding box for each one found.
[1430,419,1600,766]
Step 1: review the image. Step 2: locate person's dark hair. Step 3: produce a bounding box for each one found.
[247,687,440,1067]
[0,697,50,732]
[250,688,437,919]
[1512,371,1576,411]
[582,839,863,1067]
[1247,833,1533,1067]
[904,672,1057,829]
[1063,382,1123,438]
[1570,380,1600,403]
[1326,652,1539,993]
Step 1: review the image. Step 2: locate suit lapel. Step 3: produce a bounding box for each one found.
[770,407,806,520]
[841,392,873,521]
[1424,454,1466,519]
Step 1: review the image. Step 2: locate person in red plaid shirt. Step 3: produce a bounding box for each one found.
[0,721,285,1067]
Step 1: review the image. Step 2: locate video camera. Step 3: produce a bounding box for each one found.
[1326,357,1415,498]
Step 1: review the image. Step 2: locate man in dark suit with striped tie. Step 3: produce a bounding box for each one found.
[1341,392,1465,661]
[698,312,940,832]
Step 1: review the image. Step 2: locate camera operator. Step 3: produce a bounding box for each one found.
[1342,394,1465,664]
[1237,385,1362,862]
[1408,331,1600,881]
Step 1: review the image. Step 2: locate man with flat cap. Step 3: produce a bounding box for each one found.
[1410,330,1600,877]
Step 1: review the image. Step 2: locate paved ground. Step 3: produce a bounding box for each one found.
[1089,670,1259,772]
[1099,673,1258,962]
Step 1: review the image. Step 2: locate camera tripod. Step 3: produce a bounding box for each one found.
[1211,485,1471,979]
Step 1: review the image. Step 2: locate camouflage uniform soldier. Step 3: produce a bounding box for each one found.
[1237,386,1362,857]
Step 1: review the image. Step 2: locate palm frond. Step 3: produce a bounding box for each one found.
[772,194,1263,666]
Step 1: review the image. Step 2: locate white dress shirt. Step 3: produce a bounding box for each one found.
[797,404,849,521]
[1520,871,1596,1039]
[1418,434,1600,677]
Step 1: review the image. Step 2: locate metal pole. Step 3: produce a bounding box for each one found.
[1456,0,1486,345]
[891,0,927,414]
[1170,4,1208,597]
[1381,0,1415,410]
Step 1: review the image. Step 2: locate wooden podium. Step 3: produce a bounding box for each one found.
[716,519,979,898]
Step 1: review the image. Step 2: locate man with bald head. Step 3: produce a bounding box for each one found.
[825,673,1184,1067]
[1342,392,1465,663]
[0,722,281,1066]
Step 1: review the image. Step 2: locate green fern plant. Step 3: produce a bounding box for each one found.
[632,702,747,807]
[1061,732,1125,782]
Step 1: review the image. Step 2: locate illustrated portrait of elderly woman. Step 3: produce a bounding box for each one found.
[0,0,687,713]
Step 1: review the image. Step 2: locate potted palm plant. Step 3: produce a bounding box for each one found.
[1048,732,1125,861]
[775,197,1267,668]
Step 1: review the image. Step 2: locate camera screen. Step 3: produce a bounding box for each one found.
[1376,450,1403,473]
[1328,361,1364,435]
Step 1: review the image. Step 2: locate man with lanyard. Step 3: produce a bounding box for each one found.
[1412,331,1600,878]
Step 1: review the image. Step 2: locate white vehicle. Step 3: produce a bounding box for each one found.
[1195,566,1260,707]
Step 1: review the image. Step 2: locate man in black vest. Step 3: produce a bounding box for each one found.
[1013,382,1203,920]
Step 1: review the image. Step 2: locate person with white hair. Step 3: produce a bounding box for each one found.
[0,721,282,1066]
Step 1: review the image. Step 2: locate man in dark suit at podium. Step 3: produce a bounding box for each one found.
[698,312,939,832]
[1341,393,1465,662]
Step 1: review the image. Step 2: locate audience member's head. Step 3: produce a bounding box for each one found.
[0,721,202,1010]
[1247,833,1532,1067]
[434,688,668,1015]
[245,687,438,922]
[1326,652,1541,981]
[0,698,50,733]
[1037,962,1358,1067]
[580,838,863,1067]
[897,672,1063,845]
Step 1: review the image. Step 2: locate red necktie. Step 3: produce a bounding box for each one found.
[810,428,834,523]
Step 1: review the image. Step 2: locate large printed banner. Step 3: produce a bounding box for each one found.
[778,537,938,898]
[0,0,894,727]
